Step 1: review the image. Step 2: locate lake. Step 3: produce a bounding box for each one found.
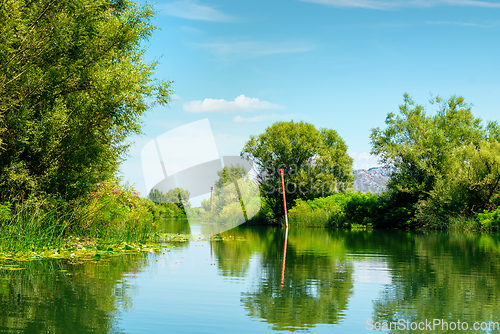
[1,224,500,333]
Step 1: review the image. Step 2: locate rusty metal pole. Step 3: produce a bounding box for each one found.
[279,169,288,228]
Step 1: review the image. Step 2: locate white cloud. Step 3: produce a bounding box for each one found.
[161,0,236,22]
[350,152,381,170]
[233,113,295,123]
[300,0,500,9]
[183,95,285,113]
[197,40,314,59]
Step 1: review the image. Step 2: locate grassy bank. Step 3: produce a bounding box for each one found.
[287,192,378,228]
[0,180,188,259]
[247,191,500,231]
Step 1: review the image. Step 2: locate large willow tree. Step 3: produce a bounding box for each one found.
[0,0,172,201]
[371,94,500,226]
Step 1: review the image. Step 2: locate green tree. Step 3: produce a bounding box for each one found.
[241,121,353,221]
[371,94,500,227]
[0,0,172,202]
[201,165,260,222]
[149,188,191,209]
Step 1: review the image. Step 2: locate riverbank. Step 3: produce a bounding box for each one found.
[0,180,189,260]
[2,184,498,263]
[245,191,498,231]
[0,233,200,265]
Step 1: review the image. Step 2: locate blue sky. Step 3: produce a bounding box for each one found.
[120,0,500,197]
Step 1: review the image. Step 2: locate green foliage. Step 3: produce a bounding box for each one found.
[75,180,157,241]
[215,165,247,189]
[288,192,378,227]
[82,181,144,225]
[148,188,191,217]
[476,208,500,230]
[371,94,500,227]
[199,165,261,226]
[369,190,415,228]
[149,188,191,207]
[0,179,163,253]
[149,203,186,220]
[0,202,11,221]
[0,0,172,202]
[241,121,353,221]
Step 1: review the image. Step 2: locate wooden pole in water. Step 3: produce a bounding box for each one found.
[279,169,288,228]
[210,186,213,213]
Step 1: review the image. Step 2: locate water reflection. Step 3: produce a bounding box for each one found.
[214,228,500,333]
[371,231,500,333]
[3,228,500,333]
[0,253,148,333]
[280,227,288,290]
[216,228,355,331]
[161,218,191,234]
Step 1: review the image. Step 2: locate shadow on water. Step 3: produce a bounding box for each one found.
[160,218,191,234]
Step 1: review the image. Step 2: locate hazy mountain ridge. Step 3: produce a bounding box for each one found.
[353,167,390,194]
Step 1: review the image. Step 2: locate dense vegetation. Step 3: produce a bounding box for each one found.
[288,192,378,228]
[243,95,500,231]
[0,0,174,252]
[241,121,354,221]
[1,0,499,254]
[371,94,500,230]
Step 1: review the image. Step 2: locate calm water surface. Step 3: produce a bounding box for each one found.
[2,225,500,333]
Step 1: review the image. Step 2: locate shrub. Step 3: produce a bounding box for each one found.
[73,180,157,240]
[288,192,378,227]
[476,208,500,230]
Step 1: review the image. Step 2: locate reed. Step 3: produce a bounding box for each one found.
[0,181,181,254]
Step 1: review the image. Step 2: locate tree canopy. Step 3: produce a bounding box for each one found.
[148,188,191,208]
[200,165,261,223]
[241,121,353,220]
[0,0,172,202]
[371,94,500,226]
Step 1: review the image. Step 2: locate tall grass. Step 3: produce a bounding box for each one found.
[0,200,73,253]
[0,180,181,254]
[288,192,379,228]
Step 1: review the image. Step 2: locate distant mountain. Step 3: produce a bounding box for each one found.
[353,167,390,194]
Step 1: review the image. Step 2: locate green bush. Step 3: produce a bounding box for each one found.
[288,192,379,227]
[74,180,159,241]
[150,203,186,220]
[0,179,171,253]
[476,208,500,230]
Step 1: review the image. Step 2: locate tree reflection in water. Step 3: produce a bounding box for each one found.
[371,232,500,334]
[0,253,149,333]
[214,227,355,331]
